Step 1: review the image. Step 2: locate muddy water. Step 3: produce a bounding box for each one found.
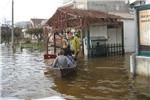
[0,45,150,100]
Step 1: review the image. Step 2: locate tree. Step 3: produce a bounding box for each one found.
[14,27,23,43]
[26,28,43,42]
[1,26,23,44]
[1,26,11,44]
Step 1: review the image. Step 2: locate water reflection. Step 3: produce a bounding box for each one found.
[51,57,132,100]
[0,45,60,99]
[0,45,150,100]
[134,76,150,100]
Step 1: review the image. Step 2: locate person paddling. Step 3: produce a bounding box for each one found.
[52,49,74,68]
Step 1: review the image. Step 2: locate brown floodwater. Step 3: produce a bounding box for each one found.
[0,44,150,100]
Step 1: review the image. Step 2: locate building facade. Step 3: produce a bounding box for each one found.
[63,0,136,53]
[129,1,150,76]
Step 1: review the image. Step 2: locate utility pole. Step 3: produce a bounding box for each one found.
[11,0,14,48]
[0,24,1,44]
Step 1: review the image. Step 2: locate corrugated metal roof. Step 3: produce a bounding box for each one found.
[58,7,121,19]
[46,7,122,31]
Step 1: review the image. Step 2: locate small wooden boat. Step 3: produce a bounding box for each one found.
[44,64,77,78]
[53,65,77,77]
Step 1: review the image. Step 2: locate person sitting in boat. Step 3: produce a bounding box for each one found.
[61,35,72,56]
[61,35,74,63]
[52,49,74,68]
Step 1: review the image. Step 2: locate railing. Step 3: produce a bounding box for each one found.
[90,43,124,57]
[106,43,124,56]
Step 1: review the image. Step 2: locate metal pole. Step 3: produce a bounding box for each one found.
[0,26,1,44]
[54,32,56,54]
[11,0,14,48]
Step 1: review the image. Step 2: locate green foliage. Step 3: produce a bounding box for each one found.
[21,42,44,50]
[1,26,23,44]
[1,26,11,44]
[14,27,23,42]
[26,28,34,35]
[24,38,31,43]
[26,28,43,42]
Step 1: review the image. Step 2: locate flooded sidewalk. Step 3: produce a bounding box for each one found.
[0,45,150,100]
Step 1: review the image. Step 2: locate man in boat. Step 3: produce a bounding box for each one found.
[52,49,74,68]
[61,35,72,56]
[61,35,75,63]
[67,32,80,60]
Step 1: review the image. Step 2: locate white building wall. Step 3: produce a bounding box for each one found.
[123,19,136,52]
[107,27,122,44]
[146,0,150,4]
[87,0,129,13]
[107,29,117,43]
[116,28,122,43]
[89,25,122,44]
[89,25,107,38]
[63,0,87,9]
[136,56,150,76]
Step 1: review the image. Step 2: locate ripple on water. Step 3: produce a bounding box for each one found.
[1,45,150,100]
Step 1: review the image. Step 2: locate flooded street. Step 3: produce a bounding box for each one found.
[0,44,150,100]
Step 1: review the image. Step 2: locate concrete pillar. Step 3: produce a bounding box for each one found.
[136,56,150,76]
[130,53,136,76]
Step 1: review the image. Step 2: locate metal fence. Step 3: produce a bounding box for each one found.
[106,43,124,56]
[90,43,124,57]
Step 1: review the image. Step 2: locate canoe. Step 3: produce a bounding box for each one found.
[44,64,77,78]
[53,65,77,77]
